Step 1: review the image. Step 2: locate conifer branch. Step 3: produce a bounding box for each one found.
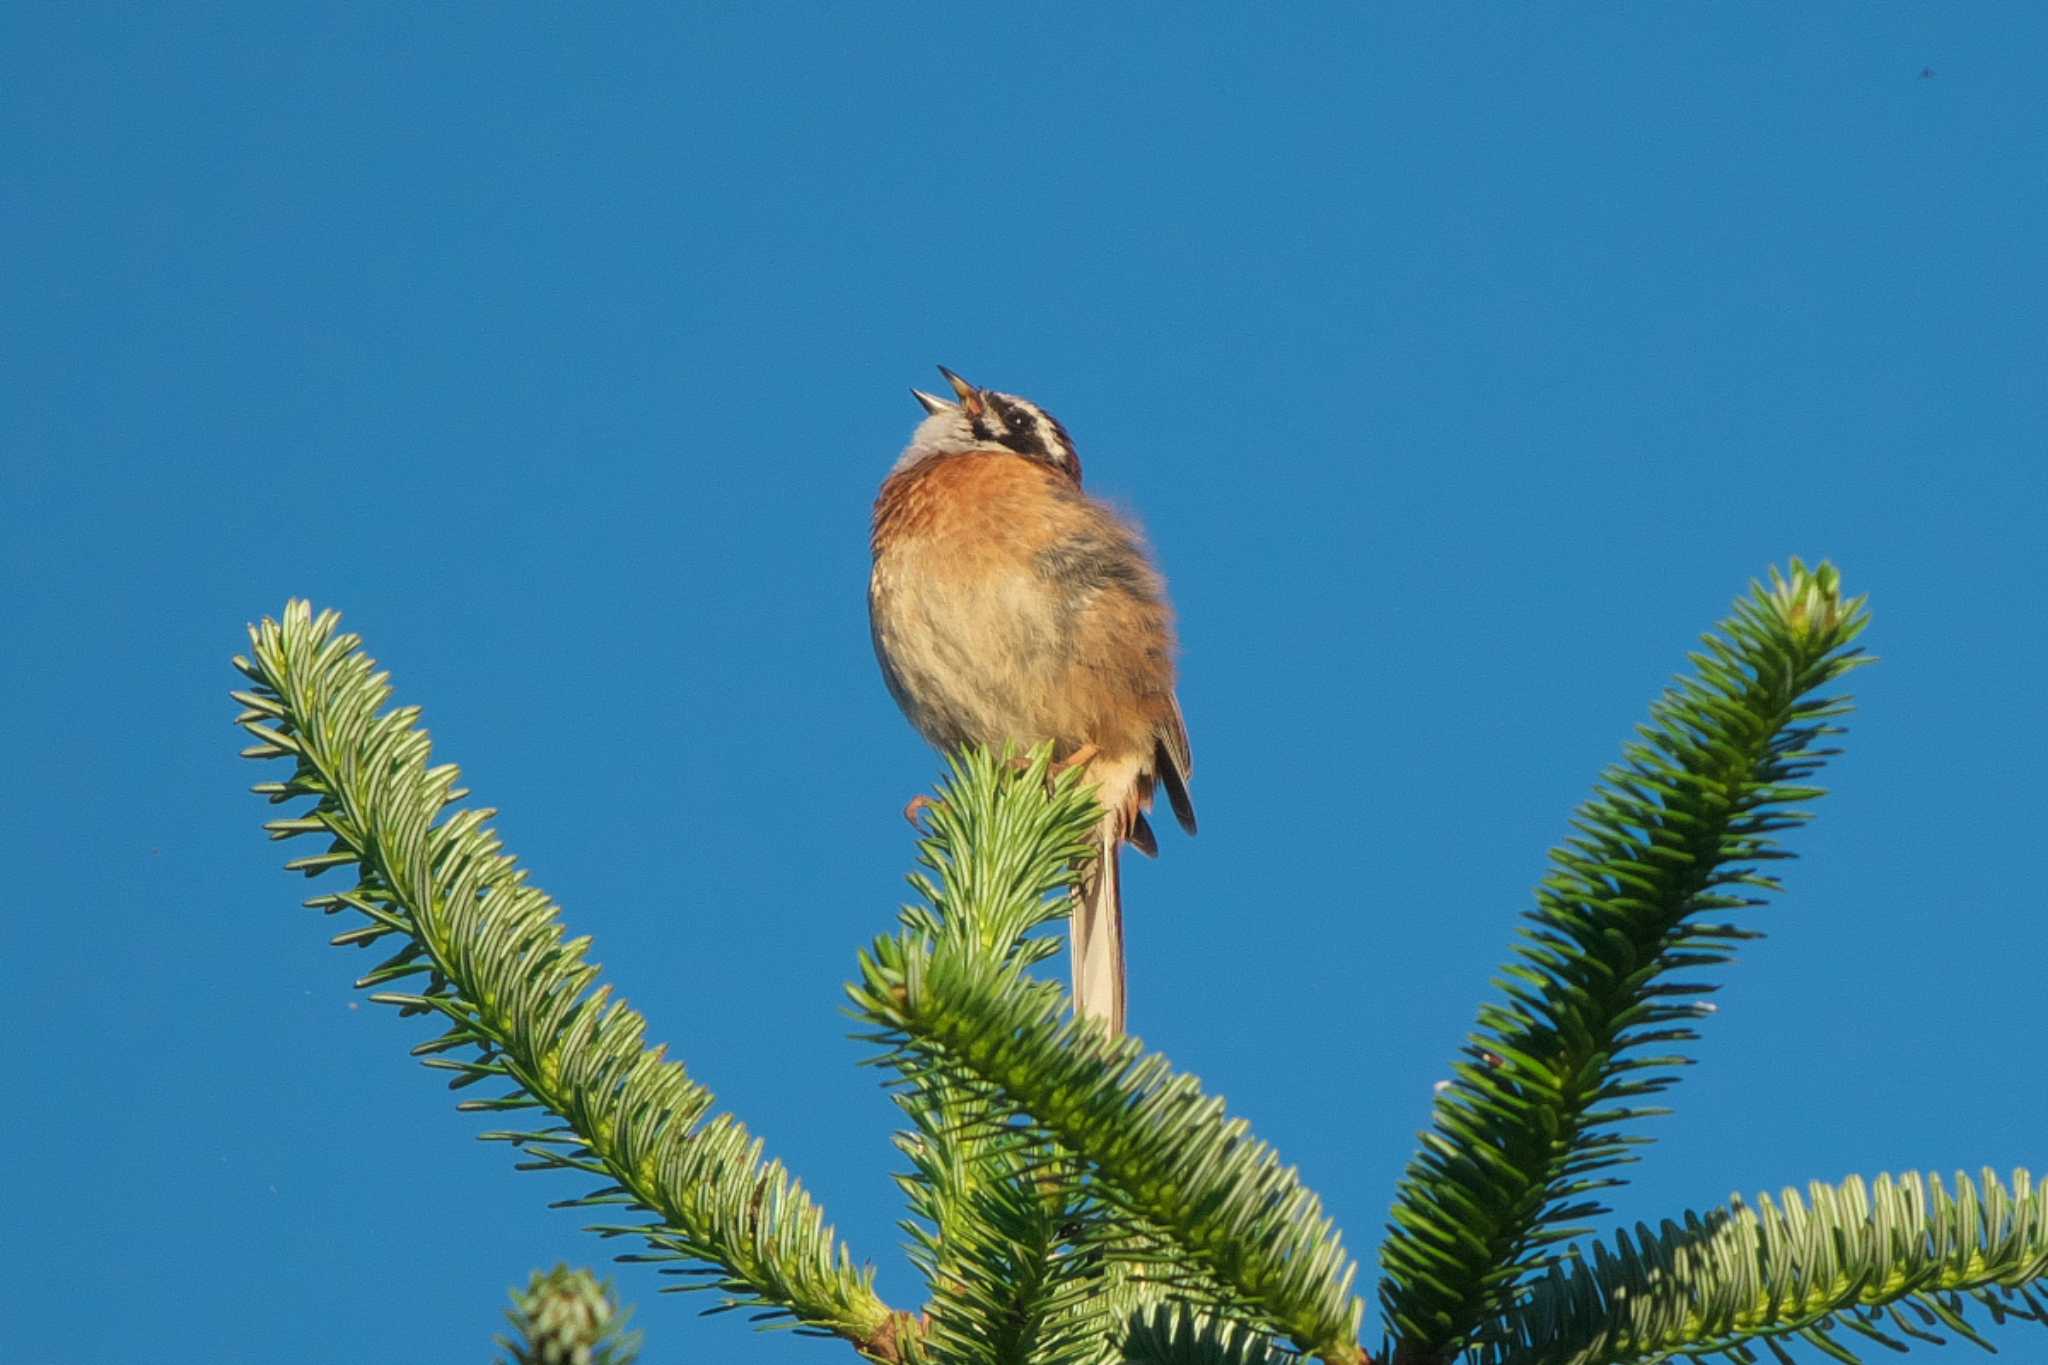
[1120,1303,1294,1365]
[877,750,1110,1365]
[883,753,1306,1364]
[496,1265,642,1365]
[234,602,897,1357]
[851,925,1366,1363]
[1481,1169,2048,1365]
[1378,561,1872,1362]
[233,564,2036,1365]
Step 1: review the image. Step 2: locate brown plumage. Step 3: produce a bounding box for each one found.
[869,368,1194,1034]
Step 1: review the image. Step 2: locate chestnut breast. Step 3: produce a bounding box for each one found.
[869,450,1177,761]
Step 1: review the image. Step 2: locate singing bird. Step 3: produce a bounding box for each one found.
[868,367,1195,1034]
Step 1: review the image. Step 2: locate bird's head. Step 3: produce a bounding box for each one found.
[897,366,1082,483]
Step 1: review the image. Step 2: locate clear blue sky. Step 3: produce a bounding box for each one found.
[5,7,2043,1363]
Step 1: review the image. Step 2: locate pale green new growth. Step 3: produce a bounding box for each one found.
[497,1265,642,1365]
[234,563,2048,1365]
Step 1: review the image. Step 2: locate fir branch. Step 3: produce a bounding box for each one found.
[893,747,1103,966]
[233,602,900,1358]
[850,929,1367,1364]
[880,749,1125,1365]
[890,754,1325,1363]
[1481,1169,2048,1365]
[1121,1303,1295,1365]
[496,1265,642,1365]
[905,1103,1102,1365]
[1378,561,1872,1362]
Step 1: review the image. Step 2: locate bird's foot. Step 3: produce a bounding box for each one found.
[902,793,936,828]
[1007,743,1099,777]
[1048,742,1099,776]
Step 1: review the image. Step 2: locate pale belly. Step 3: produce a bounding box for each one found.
[869,553,1079,753]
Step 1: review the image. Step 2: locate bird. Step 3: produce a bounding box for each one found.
[868,366,1195,1034]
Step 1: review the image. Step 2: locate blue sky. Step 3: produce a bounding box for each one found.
[5,6,2044,1363]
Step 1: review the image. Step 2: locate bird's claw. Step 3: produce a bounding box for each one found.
[1006,742,1100,778]
[1049,742,1099,777]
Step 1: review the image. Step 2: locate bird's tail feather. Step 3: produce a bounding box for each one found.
[1072,818,1126,1034]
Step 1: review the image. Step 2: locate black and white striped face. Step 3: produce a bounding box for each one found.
[898,367,1083,482]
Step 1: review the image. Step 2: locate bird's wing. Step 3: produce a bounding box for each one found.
[1156,692,1196,835]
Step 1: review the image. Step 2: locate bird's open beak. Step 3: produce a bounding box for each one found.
[935,365,983,417]
[911,388,956,415]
